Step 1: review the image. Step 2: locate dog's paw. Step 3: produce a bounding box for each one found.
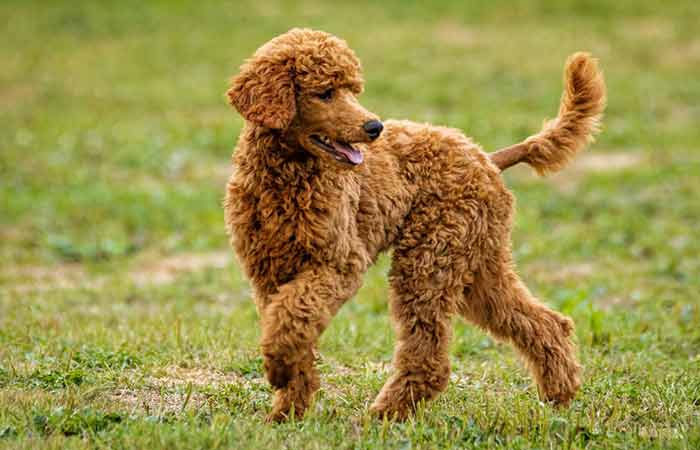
[370,386,413,422]
[537,354,581,407]
[540,372,581,407]
[265,386,309,423]
[265,408,289,423]
[369,401,411,422]
[540,384,578,408]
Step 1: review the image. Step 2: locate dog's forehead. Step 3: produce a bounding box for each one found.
[295,60,363,93]
[263,29,364,93]
[294,38,363,92]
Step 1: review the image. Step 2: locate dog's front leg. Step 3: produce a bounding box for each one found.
[260,268,361,422]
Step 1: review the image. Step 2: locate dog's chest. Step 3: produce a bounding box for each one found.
[227,168,362,291]
[265,172,359,257]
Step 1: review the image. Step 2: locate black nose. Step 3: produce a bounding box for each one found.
[363,120,383,140]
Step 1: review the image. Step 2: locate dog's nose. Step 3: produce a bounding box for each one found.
[363,120,383,140]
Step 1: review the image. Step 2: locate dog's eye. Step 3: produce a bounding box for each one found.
[317,89,334,101]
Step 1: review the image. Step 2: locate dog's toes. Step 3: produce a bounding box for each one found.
[542,388,577,408]
[538,363,581,407]
[369,401,410,422]
[265,409,289,423]
[266,405,305,423]
[266,388,308,423]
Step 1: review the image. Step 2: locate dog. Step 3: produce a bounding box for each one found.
[224,28,605,422]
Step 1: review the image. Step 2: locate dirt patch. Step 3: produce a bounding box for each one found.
[529,262,596,283]
[108,388,206,415]
[434,21,479,48]
[547,151,643,192]
[0,84,37,111]
[108,365,258,415]
[0,387,57,407]
[508,151,644,189]
[146,365,242,388]
[3,251,233,293]
[2,264,104,293]
[663,39,700,66]
[594,295,640,311]
[0,225,31,242]
[130,251,231,286]
[319,356,360,378]
[620,18,674,41]
[574,152,643,172]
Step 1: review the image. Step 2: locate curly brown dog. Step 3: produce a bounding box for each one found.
[224,28,606,422]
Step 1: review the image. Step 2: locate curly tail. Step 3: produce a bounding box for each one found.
[490,52,606,175]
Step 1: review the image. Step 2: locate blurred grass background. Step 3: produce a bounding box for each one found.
[1,1,699,449]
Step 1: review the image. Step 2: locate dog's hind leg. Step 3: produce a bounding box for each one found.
[457,253,581,406]
[260,268,362,422]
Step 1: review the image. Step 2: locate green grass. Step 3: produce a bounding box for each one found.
[1,0,699,448]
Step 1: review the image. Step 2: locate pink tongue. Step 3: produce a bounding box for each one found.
[333,142,363,165]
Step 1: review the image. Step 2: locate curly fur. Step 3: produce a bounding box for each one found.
[224,28,605,422]
[490,52,606,174]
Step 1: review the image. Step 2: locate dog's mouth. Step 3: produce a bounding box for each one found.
[310,134,363,165]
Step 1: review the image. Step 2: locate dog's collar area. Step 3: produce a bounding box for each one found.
[310,134,363,165]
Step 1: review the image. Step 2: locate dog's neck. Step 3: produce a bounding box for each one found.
[235,124,352,188]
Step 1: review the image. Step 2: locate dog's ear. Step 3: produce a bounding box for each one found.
[227,54,296,130]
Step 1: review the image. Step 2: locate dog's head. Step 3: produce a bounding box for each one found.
[227,28,382,166]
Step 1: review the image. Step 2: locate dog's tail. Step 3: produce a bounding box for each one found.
[489,52,606,175]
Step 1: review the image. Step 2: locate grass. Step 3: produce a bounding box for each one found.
[1,0,699,448]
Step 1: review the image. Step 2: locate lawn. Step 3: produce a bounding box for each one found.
[1,0,699,448]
